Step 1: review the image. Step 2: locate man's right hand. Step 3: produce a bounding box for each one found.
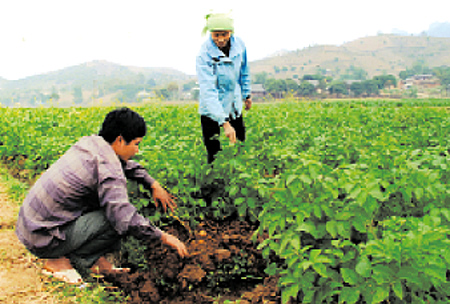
[160,232,188,258]
[223,122,236,144]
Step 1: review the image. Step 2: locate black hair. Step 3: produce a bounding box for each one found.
[99,107,147,144]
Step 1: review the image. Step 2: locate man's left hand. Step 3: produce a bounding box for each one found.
[245,98,252,110]
[151,181,177,212]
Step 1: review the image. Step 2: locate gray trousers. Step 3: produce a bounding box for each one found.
[34,210,121,271]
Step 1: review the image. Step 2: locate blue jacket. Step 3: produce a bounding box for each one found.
[196,35,251,125]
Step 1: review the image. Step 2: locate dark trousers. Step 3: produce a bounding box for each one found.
[201,115,246,163]
[32,211,121,271]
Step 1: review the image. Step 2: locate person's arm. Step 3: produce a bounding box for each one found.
[196,52,228,125]
[123,160,177,212]
[160,231,188,258]
[97,161,186,256]
[239,40,252,111]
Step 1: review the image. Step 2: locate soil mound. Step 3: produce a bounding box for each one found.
[106,218,282,303]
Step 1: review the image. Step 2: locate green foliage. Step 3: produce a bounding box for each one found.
[1,100,450,303]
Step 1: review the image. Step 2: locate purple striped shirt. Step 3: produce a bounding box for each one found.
[16,135,162,252]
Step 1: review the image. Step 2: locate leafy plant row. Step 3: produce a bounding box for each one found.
[1,99,450,303]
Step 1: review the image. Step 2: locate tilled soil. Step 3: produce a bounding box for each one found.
[105,218,284,304]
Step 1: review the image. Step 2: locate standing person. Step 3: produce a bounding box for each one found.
[16,107,188,285]
[196,12,252,164]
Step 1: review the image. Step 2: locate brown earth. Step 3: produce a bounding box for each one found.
[106,218,286,304]
[0,183,60,304]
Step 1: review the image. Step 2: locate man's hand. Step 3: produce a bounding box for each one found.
[245,98,252,110]
[223,121,236,144]
[160,232,188,258]
[151,181,177,213]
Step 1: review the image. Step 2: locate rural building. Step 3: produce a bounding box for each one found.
[251,84,267,99]
[401,74,440,89]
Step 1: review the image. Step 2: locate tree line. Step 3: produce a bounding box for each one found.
[255,72,398,98]
[254,62,450,98]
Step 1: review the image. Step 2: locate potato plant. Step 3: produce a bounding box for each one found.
[1,99,450,303]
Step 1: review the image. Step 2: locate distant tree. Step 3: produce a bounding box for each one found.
[328,82,347,96]
[302,74,323,81]
[73,87,83,104]
[433,66,450,86]
[155,88,170,100]
[183,80,197,91]
[350,82,364,96]
[166,82,179,100]
[265,78,286,98]
[50,86,60,101]
[399,70,415,80]
[399,61,433,80]
[362,80,379,95]
[298,81,315,97]
[254,72,268,85]
[285,79,299,93]
[340,66,368,80]
[192,89,200,100]
[147,78,157,87]
[135,73,145,85]
[373,75,397,89]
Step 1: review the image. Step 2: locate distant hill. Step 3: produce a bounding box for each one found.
[0,61,195,106]
[1,60,192,91]
[250,34,450,79]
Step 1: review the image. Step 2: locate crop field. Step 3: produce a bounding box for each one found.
[1,99,450,303]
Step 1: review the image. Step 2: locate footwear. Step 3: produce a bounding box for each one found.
[42,268,84,285]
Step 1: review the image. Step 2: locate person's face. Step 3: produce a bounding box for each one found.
[211,31,231,48]
[115,136,142,161]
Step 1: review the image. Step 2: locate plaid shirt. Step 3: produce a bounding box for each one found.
[16,135,162,252]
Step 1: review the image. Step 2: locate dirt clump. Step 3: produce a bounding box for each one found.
[107,217,284,303]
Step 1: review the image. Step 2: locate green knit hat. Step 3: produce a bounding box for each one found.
[202,13,234,36]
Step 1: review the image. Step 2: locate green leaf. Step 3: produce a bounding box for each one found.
[309,249,321,262]
[348,186,361,199]
[369,187,386,201]
[326,220,338,238]
[352,216,367,233]
[290,237,300,251]
[313,205,322,218]
[286,174,297,186]
[427,265,446,282]
[355,257,371,278]
[300,174,312,185]
[392,280,403,300]
[313,263,329,278]
[341,268,359,285]
[372,286,389,303]
[339,287,360,304]
[282,282,300,304]
[413,187,424,200]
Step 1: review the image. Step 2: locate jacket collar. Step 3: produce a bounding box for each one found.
[207,35,239,59]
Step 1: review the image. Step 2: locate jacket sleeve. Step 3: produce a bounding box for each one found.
[97,159,162,240]
[239,43,251,98]
[122,160,155,189]
[196,51,228,125]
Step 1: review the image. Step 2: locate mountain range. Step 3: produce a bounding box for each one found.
[251,34,450,79]
[2,31,450,106]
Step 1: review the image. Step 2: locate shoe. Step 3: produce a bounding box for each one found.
[42,268,84,285]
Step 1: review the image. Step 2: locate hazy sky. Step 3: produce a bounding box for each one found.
[1,0,449,80]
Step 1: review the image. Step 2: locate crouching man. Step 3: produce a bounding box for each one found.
[16,107,188,284]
